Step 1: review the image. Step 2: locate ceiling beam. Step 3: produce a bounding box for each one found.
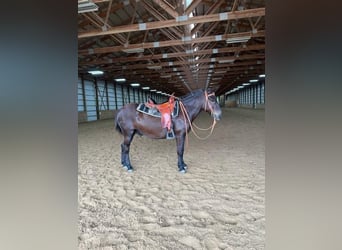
[151,0,178,18]
[100,60,264,76]
[190,0,224,36]
[78,8,265,38]
[141,0,182,38]
[79,30,265,55]
[231,0,240,12]
[184,0,202,16]
[81,12,126,45]
[79,44,265,66]
[89,53,264,71]
[103,0,113,27]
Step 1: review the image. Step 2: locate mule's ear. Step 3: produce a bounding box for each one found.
[207,86,219,95]
[206,87,215,95]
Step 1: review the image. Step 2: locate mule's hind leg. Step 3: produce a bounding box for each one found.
[121,130,136,172]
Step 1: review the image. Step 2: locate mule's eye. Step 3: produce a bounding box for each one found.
[208,96,216,102]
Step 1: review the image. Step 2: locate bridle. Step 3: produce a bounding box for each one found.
[204,91,216,115]
[179,90,217,144]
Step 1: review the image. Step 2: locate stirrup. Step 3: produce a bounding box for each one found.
[166,128,175,139]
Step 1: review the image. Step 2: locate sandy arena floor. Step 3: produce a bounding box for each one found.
[78,107,265,250]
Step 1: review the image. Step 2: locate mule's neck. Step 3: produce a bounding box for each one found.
[180,94,205,122]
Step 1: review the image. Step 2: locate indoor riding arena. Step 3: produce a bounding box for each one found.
[78,1,265,249]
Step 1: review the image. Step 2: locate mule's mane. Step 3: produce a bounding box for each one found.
[179,89,204,102]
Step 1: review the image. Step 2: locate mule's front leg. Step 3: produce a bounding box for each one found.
[121,132,135,172]
[176,133,187,173]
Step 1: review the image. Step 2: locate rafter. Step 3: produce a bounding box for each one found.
[86,53,264,71]
[79,44,265,66]
[79,30,265,55]
[78,1,266,94]
[151,0,178,18]
[81,12,126,45]
[78,8,265,38]
[190,0,224,36]
[103,0,113,27]
[184,0,202,16]
[141,0,182,38]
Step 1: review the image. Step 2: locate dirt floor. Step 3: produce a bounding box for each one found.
[78,107,265,250]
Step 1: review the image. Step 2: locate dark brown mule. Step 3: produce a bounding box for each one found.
[115,89,222,173]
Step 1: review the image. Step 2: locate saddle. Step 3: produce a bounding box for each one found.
[137,96,179,139]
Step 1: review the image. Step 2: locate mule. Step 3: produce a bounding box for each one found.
[115,89,222,173]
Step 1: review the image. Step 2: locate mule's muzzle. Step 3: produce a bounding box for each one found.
[213,112,222,121]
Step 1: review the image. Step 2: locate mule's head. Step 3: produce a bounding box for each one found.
[204,89,222,121]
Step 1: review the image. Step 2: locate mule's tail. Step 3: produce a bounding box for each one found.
[114,110,123,134]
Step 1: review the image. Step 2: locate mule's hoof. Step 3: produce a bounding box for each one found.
[123,165,133,172]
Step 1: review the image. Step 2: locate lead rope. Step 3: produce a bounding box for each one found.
[178,96,217,147]
[192,91,216,131]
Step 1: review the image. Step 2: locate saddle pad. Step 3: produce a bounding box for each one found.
[136,103,161,117]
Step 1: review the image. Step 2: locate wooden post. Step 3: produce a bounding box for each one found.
[94,78,100,120]
[81,74,87,112]
[113,80,118,110]
[121,84,125,106]
[105,80,109,110]
[127,85,130,103]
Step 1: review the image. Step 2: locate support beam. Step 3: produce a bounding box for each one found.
[184,0,202,16]
[152,0,178,18]
[79,44,265,66]
[78,8,265,38]
[97,53,264,71]
[105,80,109,109]
[79,30,265,55]
[82,12,126,45]
[81,75,87,112]
[94,79,100,120]
[103,0,113,27]
[141,0,182,38]
[191,0,224,36]
[113,80,118,110]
